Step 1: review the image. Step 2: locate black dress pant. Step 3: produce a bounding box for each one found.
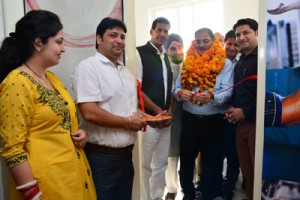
[180,111,224,200]
[221,121,239,196]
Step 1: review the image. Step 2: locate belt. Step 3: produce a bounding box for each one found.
[192,113,223,120]
[85,143,134,155]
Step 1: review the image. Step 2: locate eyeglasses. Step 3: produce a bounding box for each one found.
[195,39,212,45]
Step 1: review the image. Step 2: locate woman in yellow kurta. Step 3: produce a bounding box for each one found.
[0,10,96,199]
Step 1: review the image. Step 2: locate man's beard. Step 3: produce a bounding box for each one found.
[171,55,184,64]
[171,59,183,64]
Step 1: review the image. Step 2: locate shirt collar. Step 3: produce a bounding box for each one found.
[232,53,241,63]
[241,46,258,59]
[95,52,125,67]
[149,41,166,54]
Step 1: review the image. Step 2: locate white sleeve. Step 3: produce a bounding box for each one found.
[72,60,102,103]
[136,49,143,83]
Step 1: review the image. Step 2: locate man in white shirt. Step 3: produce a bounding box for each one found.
[174,28,233,200]
[72,17,147,200]
[136,17,173,200]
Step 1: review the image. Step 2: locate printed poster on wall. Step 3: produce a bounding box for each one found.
[263,0,300,199]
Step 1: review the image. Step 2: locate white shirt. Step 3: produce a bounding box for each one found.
[170,61,183,91]
[72,52,137,147]
[232,53,241,69]
[136,42,168,103]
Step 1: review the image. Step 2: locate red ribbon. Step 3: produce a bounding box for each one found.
[213,74,257,95]
[137,80,146,131]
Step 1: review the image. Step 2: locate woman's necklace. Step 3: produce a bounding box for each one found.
[24,63,50,87]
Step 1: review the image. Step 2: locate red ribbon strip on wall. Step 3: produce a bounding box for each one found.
[137,80,146,131]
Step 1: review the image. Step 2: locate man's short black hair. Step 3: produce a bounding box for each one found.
[233,18,258,32]
[95,17,127,49]
[151,17,170,30]
[96,17,127,37]
[224,30,235,42]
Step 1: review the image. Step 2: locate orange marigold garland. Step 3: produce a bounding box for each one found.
[181,39,226,95]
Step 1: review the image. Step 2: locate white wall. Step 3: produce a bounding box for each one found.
[223,0,259,33]
[135,0,258,46]
[0,0,4,39]
[0,1,4,198]
[1,0,24,35]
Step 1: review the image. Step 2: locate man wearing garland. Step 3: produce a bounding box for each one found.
[174,28,233,200]
[224,18,258,200]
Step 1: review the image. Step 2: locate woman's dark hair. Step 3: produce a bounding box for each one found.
[96,17,127,49]
[0,10,63,83]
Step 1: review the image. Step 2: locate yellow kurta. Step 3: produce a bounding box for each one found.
[0,70,96,199]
